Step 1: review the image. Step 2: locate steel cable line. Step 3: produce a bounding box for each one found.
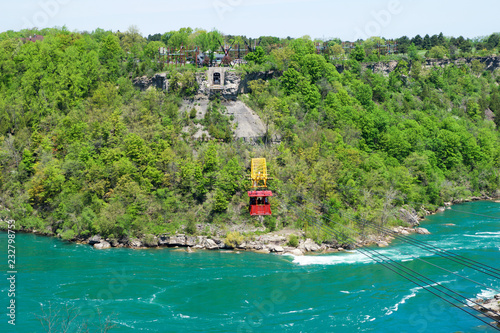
[275,193,500,319]
[333,207,500,279]
[318,207,500,294]
[446,208,500,220]
[288,206,500,331]
[295,193,500,279]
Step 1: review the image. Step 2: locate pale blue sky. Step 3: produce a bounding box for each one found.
[1,0,498,40]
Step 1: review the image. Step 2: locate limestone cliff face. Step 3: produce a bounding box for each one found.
[194,69,282,100]
[133,69,283,99]
[132,73,167,91]
[335,56,500,76]
[134,56,500,93]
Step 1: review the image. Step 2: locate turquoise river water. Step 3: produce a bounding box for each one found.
[1,201,499,332]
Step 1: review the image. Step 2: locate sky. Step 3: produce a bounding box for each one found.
[1,0,499,40]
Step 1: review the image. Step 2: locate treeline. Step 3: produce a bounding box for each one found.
[0,27,499,243]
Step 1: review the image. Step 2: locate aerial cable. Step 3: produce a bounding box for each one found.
[292,207,500,329]
[336,208,500,279]
[298,195,500,279]
[446,208,500,220]
[276,190,500,282]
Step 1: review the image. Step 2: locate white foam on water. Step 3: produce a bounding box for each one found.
[279,307,314,315]
[291,247,434,266]
[384,279,456,316]
[359,314,376,323]
[476,288,498,300]
[464,231,500,239]
[114,320,135,329]
[340,289,365,295]
[383,287,419,316]
[292,252,374,266]
[178,313,194,319]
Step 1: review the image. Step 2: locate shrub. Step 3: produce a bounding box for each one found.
[189,107,197,119]
[287,234,299,247]
[185,218,197,235]
[61,229,76,241]
[225,231,244,248]
[264,216,277,232]
[143,234,158,247]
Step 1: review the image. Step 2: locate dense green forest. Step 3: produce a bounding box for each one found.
[1,27,500,243]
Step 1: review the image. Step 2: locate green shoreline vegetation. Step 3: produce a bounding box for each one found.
[0,27,499,245]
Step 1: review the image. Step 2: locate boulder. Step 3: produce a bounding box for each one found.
[129,238,143,248]
[393,226,411,235]
[301,239,321,252]
[158,235,186,246]
[286,249,303,256]
[399,208,420,226]
[204,239,219,250]
[169,235,186,246]
[416,228,431,235]
[94,241,111,250]
[88,235,102,245]
[109,239,120,247]
[269,245,284,253]
[377,241,389,247]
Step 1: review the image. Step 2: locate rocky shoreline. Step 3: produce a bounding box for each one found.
[473,294,500,328]
[82,223,431,256]
[80,204,436,255]
[72,194,498,253]
[3,196,497,256]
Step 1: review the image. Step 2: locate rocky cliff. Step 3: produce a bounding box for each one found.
[133,70,282,100]
[194,69,282,100]
[133,56,499,93]
[132,73,167,91]
[335,56,500,76]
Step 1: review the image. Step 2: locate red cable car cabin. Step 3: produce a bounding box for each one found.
[248,190,273,216]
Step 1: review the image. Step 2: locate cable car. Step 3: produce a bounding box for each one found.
[248,158,273,216]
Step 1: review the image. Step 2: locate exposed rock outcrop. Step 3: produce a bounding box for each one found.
[399,207,420,226]
[88,235,102,245]
[129,238,143,248]
[299,239,321,252]
[93,241,111,250]
[335,56,500,76]
[473,294,500,324]
[133,73,167,91]
[135,69,283,100]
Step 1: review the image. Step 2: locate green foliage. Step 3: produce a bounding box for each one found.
[427,45,448,59]
[1,27,499,243]
[202,102,233,141]
[213,188,229,212]
[169,71,198,97]
[185,218,197,235]
[225,231,244,248]
[351,45,366,62]
[245,46,266,65]
[287,234,299,247]
[61,229,76,241]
